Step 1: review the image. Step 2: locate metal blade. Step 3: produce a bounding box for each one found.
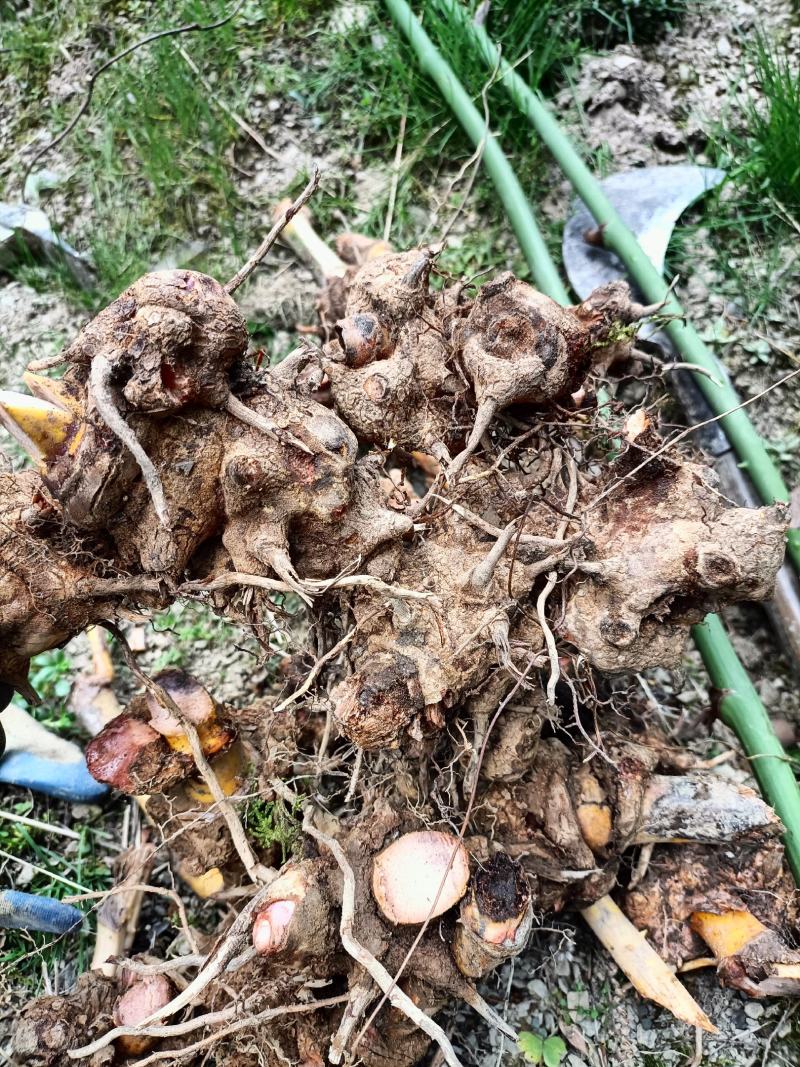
[562,164,725,301]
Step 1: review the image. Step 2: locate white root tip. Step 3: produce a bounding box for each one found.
[89,357,170,527]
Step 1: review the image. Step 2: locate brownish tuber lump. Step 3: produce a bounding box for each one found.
[563,412,787,671]
[85,712,189,795]
[622,838,800,996]
[85,670,236,794]
[3,211,796,1063]
[451,852,533,978]
[690,909,800,997]
[252,861,336,959]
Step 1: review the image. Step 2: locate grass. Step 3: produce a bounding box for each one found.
[1,0,694,315]
[0,803,113,991]
[715,34,800,218]
[1,0,325,310]
[579,0,694,45]
[662,30,800,359]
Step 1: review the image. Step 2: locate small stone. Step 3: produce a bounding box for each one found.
[71,803,102,819]
[636,1025,657,1049]
[528,979,549,1001]
[731,4,756,30]
[612,53,638,72]
[744,1001,765,1020]
[757,678,780,707]
[16,862,35,886]
[555,955,572,977]
[717,36,732,57]
[567,990,590,1011]
[677,62,695,85]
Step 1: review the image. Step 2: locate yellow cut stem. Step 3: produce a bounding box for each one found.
[183,741,245,805]
[275,200,348,280]
[23,371,83,415]
[0,389,80,462]
[582,895,718,1033]
[576,801,613,851]
[690,909,767,960]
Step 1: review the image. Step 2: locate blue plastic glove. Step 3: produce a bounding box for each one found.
[0,706,107,802]
[0,889,83,934]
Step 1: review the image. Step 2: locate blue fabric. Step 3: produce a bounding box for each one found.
[0,890,84,934]
[0,752,107,800]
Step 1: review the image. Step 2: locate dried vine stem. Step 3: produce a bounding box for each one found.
[100,622,272,885]
[299,804,465,1067]
[329,978,375,1064]
[90,356,170,527]
[225,167,321,293]
[181,570,439,603]
[71,999,254,1057]
[22,0,247,191]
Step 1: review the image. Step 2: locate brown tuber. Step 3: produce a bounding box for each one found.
[3,208,796,1063]
[452,853,533,978]
[623,839,800,997]
[252,861,335,959]
[85,670,236,795]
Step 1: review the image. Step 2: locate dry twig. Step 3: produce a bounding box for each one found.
[225,167,320,293]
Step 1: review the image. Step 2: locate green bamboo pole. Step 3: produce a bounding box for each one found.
[433,0,800,575]
[693,614,800,881]
[381,0,569,303]
[384,0,800,882]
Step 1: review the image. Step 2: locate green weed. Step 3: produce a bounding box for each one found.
[725,35,800,217]
[245,795,302,862]
[518,1031,567,1066]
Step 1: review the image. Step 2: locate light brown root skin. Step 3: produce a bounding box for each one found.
[113,973,175,1057]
